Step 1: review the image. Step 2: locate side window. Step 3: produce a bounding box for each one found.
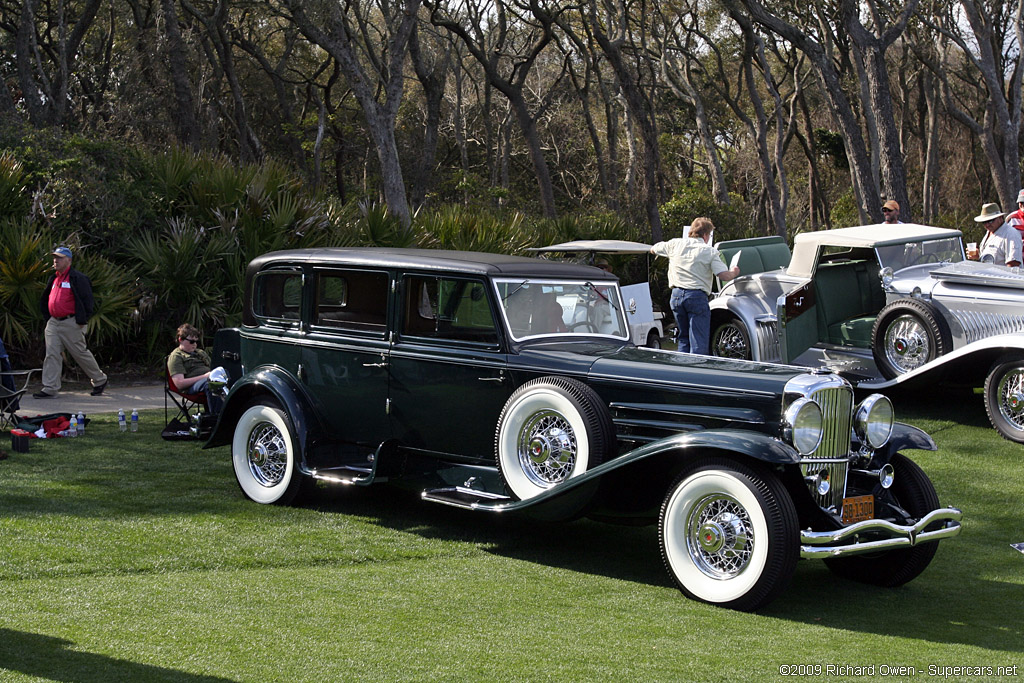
[252,270,302,321]
[314,269,388,333]
[403,275,498,344]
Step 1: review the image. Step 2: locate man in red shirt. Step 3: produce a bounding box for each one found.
[1008,189,1024,237]
[33,247,107,398]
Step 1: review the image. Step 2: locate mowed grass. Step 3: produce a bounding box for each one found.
[1,393,1022,682]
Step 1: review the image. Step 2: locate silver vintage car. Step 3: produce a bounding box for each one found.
[708,224,1024,444]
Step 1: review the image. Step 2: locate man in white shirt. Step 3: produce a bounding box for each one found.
[969,202,1022,267]
[651,217,740,354]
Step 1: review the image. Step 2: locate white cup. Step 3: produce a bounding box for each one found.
[967,242,977,250]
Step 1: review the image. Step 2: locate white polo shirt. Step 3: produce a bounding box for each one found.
[651,237,728,294]
[980,222,1023,265]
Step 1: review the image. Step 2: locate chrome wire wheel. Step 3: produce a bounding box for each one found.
[659,460,798,611]
[712,320,751,360]
[516,409,578,488]
[246,421,288,487]
[882,314,930,373]
[995,367,1024,432]
[232,403,304,505]
[686,494,755,579]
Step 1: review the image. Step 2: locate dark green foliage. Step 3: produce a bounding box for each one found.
[814,128,848,170]
[0,151,30,219]
[659,181,751,241]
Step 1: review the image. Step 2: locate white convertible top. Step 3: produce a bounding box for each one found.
[788,223,962,278]
[527,239,652,254]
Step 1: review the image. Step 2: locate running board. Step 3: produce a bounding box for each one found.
[310,464,380,486]
[421,486,514,511]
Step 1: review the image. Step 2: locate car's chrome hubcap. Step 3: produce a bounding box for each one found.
[997,368,1024,430]
[714,324,748,359]
[247,421,287,487]
[518,410,577,487]
[884,315,929,373]
[686,495,754,579]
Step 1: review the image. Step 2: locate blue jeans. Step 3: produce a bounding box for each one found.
[670,288,711,355]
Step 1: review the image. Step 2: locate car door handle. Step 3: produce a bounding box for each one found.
[479,371,505,382]
[363,362,387,368]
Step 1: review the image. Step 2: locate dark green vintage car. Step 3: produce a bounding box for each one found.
[206,248,962,611]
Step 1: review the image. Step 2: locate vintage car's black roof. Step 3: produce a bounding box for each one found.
[247,247,617,280]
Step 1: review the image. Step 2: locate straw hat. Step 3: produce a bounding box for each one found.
[974,203,1004,223]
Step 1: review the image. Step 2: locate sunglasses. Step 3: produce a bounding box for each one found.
[882,208,893,213]
[182,338,199,344]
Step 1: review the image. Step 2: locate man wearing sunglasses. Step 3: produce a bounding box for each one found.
[167,323,220,412]
[881,199,903,224]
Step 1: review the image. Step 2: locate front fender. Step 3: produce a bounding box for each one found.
[876,422,937,459]
[203,366,321,455]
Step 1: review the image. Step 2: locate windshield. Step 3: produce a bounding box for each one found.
[494,278,630,341]
[875,237,964,271]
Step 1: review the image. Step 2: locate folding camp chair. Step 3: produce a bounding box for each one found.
[1,364,41,432]
[163,367,208,439]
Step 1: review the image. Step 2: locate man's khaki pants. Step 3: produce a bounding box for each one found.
[41,317,107,394]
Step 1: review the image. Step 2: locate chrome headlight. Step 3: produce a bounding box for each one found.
[880,267,894,287]
[854,393,894,449]
[784,397,823,455]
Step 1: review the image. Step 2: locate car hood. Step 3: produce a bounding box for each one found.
[514,341,807,396]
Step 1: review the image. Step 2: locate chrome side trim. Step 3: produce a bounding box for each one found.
[800,507,962,559]
[948,309,1024,345]
[755,320,781,362]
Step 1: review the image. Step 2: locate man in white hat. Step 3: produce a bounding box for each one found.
[969,203,1022,267]
[34,246,108,398]
[1007,189,1024,237]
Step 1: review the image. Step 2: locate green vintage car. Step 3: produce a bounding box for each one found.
[206,248,962,611]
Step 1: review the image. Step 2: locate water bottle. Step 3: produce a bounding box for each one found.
[77,411,85,436]
[130,409,139,433]
[69,414,78,437]
[118,408,127,432]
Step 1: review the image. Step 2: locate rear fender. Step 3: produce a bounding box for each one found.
[204,366,320,455]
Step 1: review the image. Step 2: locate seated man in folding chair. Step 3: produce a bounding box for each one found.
[167,324,223,416]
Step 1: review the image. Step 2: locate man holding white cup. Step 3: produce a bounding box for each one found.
[967,202,1022,267]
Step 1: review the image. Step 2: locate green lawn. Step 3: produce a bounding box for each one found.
[1,394,1022,682]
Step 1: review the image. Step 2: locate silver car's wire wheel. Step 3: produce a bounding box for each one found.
[517,409,578,487]
[246,421,288,487]
[712,320,751,360]
[882,314,931,373]
[984,357,1024,444]
[686,494,755,578]
[995,368,1024,430]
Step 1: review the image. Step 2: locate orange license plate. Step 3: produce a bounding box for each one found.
[842,495,874,524]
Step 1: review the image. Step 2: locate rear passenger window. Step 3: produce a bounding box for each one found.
[252,270,302,321]
[314,269,388,333]
[403,275,498,344]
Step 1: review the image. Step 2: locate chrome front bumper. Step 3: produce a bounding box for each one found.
[800,507,963,559]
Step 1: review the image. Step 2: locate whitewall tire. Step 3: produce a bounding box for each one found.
[659,459,797,611]
[495,376,614,501]
[232,403,303,505]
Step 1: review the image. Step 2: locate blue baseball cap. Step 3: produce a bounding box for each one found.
[52,247,73,259]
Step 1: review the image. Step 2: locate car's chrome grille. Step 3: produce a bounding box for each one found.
[786,377,854,513]
[948,309,1024,344]
[756,320,781,362]
[809,385,853,460]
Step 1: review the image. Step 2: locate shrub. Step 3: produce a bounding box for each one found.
[659,181,749,241]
